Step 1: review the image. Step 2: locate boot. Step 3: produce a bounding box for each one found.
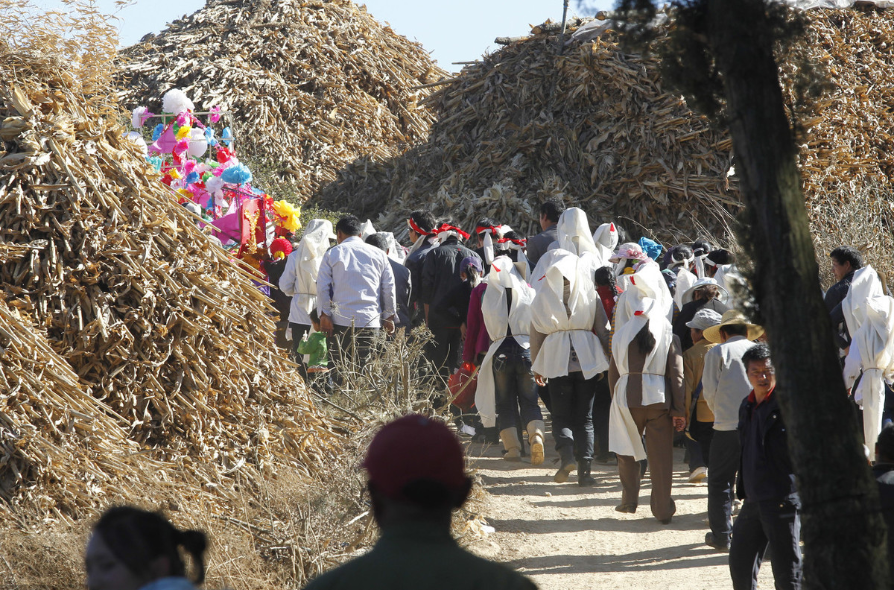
[578,461,597,487]
[554,446,576,482]
[500,428,522,461]
[527,420,546,466]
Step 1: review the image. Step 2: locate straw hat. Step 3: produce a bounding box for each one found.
[681,277,729,305]
[703,310,763,343]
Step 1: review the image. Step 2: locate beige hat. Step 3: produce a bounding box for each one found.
[703,310,764,344]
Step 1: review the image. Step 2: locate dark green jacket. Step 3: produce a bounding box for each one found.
[303,522,536,590]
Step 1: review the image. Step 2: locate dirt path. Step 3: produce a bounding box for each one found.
[463,420,775,590]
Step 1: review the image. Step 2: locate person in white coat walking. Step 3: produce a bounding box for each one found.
[279,219,336,372]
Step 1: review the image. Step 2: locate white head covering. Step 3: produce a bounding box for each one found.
[378,231,406,263]
[592,222,619,265]
[614,261,675,331]
[530,250,609,380]
[556,208,599,259]
[359,219,376,240]
[475,256,535,427]
[285,219,336,322]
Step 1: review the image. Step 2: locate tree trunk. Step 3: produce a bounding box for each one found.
[705,0,889,587]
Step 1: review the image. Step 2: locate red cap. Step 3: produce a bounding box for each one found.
[362,414,467,500]
[269,237,293,259]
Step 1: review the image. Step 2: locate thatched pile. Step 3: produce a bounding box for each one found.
[0,11,340,521]
[318,8,894,244]
[117,0,449,201]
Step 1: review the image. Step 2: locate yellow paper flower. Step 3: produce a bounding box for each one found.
[176,125,192,140]
[273,200,302,232]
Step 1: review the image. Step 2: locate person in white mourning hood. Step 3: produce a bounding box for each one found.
[530,249,611,486]
[474,255,546,464]
[843,265,894,460]
[279,219,336,371]
[608,262,685,523]
[530,208,608,290]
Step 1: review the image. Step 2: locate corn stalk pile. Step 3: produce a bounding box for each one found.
[0,10,341,522]
[117,0,449,203]
[319,8,894,245]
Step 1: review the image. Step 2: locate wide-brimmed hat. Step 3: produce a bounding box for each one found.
[686,308,723,331]
[681,277,729,305]
[703,310,763,343]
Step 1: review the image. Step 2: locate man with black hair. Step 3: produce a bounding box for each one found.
[405,210,438,327]
[729,343,802,590]
[826,245,864,350]
[526,198,565,267]
[367,233,412,332]
[421,219,480,378]
[304,415,537,590]
[317,215,397,374]
[701,310,764,551]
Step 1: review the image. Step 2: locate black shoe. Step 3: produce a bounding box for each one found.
[594,452,617,465]
[578,462,597,487]
[705,532,730,552]
[615,503,637,513]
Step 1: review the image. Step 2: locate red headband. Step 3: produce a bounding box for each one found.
[408,218,431,236]
[497,236,527,247]
[435,223,470,239]
[475,225,500,236]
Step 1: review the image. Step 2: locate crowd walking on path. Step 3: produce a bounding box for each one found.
[86,200,894,590]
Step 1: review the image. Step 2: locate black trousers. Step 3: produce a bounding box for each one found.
[289,322,311,380]
[548,371,596,463]
[330,326,379,383]
[592,373,611,456]
[729,497,802,590]
[427,325,462,379]
[708,429,741,544]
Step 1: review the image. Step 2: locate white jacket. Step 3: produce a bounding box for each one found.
[475,256,534,428]
[279,219,335,325]
[530,250,609,379]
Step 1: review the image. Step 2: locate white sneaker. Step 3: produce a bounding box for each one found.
[688,466,708,483]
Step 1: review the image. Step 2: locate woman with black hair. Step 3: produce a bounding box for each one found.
[85,506,208,590]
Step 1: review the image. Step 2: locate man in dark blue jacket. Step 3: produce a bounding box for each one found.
[729,343,802,590]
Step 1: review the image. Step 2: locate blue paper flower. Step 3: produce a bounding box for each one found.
[185,171,200,184]
[204,127,218,147]
[221,163,252,185]
[152,123,164,141]
[221,126,233,147]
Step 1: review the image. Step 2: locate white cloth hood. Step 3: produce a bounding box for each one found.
[614,261,675,331]
[592,222,619,264]
[557,208,600,259]
[359,219,376,240]
[843,265,884,337]
[378,231,407,263]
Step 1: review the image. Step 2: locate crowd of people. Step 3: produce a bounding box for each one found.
[83,200,894,590]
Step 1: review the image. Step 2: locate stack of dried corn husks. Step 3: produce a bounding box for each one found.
[118,0,449,203]
[0,28,340,521]
[319,8,894,244]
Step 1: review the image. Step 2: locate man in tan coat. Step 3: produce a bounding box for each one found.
[682,308,723,483]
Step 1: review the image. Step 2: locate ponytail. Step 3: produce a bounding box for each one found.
[633,321,656,356]
[93,506,209,585]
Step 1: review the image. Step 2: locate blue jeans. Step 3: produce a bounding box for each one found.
[729,496,802,590]
[492,340,542,431]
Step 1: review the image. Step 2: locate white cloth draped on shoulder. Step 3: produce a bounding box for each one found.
[842,266,894,459]
[280,219,335,325]
[474,256,534,428]
[530,250,609,379]
[608,268,674,461]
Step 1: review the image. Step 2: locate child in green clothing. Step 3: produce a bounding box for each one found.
[297,309,329,372]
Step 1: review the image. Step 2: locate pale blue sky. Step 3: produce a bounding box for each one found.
[38,0,613,72]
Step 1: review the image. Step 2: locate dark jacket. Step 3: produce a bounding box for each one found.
[262,257,292,322]
[526,225,557,268]
[405,238,437,305]
[873,462,894,580]
[736,389,797,502]
[673,298,729,351]
[421,237,480,329]
[825,270,855,349]
[389,259,412,331]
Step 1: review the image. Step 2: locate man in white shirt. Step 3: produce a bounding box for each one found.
[701,311,764,551]
[317,215,397,376]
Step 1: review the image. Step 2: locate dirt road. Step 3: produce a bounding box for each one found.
[464,426,775,590]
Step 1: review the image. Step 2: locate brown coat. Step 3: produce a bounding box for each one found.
[608,333,685,417]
